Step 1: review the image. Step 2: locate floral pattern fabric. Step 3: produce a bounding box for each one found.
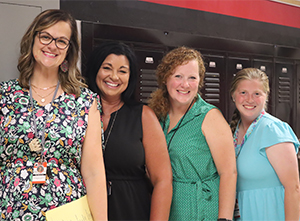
[0,79,100,220]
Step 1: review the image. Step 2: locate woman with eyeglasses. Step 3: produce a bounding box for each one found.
[0,9,107,220]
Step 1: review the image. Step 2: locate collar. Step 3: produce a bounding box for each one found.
[164,94,209,133]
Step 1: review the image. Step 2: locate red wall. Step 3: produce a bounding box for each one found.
[140,0,300,29]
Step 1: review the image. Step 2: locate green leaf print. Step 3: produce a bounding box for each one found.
[17,121,31,134]
[60,125,72,137]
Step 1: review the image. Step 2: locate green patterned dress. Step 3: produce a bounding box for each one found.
[161,94,220,221]
[0,79,101,220]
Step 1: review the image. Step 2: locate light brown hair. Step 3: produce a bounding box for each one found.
[17,9,85,97]
[229,68,270,133]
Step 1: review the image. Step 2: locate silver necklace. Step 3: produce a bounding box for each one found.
[103,103,121,151]
[31,83,57,91]
[31,86,56,103]
[28,80,60,159]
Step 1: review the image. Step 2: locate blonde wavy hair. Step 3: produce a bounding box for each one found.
[17,9,86,97]
[229,68,270,134]
[148,46,205,120]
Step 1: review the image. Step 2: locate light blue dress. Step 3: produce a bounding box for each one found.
[235,113,300,221]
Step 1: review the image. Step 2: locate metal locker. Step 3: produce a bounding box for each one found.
[201,54,226,119]
[274,61,295,128]
[134,49,165,103]
[295,62,300,138]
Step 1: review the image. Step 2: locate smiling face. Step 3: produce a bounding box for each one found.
[32,21,71,72]
[232,79,267,123]
[96,54,130,101]
[166,59,200,108]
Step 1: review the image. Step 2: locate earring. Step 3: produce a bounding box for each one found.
[232,98,235,102]
[60,60,69,73]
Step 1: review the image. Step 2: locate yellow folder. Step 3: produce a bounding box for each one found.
[46,195,93,221]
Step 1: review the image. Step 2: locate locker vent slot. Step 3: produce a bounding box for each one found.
[204,72,220,103]
[278,77,290,103]
[140,69,158,103]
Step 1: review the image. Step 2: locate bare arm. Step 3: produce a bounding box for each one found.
[81,99,107,221]
[202,108,237,220]
[266,142,300,221]
[142,105,173,220]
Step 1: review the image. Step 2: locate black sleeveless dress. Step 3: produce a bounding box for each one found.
[103,103,151,221]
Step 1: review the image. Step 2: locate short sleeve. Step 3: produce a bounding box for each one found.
[258,120,300,157]
[91,92,104,150]
[95,94,102,114]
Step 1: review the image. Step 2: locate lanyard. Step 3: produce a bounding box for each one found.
[29,80,60,160]
[164,100,194,149]
[234,110,265,158]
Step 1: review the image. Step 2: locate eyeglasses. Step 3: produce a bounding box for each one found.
[37,31,70,50]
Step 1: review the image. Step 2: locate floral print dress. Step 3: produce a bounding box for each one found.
[0,79,100,220]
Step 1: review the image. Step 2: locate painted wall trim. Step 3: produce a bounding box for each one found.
[139,0,300,29]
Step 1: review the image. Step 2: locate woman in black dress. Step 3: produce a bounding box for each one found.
[86,41,172,220]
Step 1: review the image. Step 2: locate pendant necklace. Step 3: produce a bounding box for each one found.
[31,86,56,103]
[28,80,60,161]
[103,102,121,152]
